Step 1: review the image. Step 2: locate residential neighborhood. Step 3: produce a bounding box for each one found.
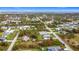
[0,11,79,51]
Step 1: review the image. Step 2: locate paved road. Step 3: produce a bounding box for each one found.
[7,32,19,51]
[39,18,73,51]
[46,26,73,51]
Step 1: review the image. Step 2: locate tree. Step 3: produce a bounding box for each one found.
[42,40,53,46]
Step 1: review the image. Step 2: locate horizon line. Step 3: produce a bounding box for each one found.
[0,7,79,13]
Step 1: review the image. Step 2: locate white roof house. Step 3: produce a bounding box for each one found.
[43,34,50,40]
[47,46,62,51]
[1,21,8,24]
[56,28,61,31]
[1,26,7,29]
[2,29,14,37]
[18,26,30,30]
[22,35,30,41]
[39,31,50,40]
[39,31,49,35]
[31,17,39,21]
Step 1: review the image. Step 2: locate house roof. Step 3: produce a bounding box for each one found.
[39,31,49,35]
[47,46,61,51]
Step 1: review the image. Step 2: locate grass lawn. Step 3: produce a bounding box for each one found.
[50,34,55,38]
[53,39,62,46]
[6,31,17,40]
[55,32,60,35]
[37,35,43,41]
[0,32,3,37]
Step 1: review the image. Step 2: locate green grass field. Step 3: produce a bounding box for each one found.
[0,32,3,37]
[6,31,17,40]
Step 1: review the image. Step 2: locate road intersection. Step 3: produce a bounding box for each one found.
[39,18,73,51]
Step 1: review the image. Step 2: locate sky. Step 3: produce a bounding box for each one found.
[0,7,79,13]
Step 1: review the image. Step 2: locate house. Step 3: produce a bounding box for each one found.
[1,21,8,24]
[8,15,21,20]
[1,26,8,29]
[0,37,6,42]
[22,35,30,41]
[56,28,62,31]
[31,38,36,41]
[18,26,30,30]
[47,46,63,51]
[39,31,50,40]
[31,17,39,21]
[43,34,50,40]
[39,31,49,35]
[2,28,14,37]
[10,20,21,24]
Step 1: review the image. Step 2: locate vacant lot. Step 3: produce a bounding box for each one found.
[12,38,63,51]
